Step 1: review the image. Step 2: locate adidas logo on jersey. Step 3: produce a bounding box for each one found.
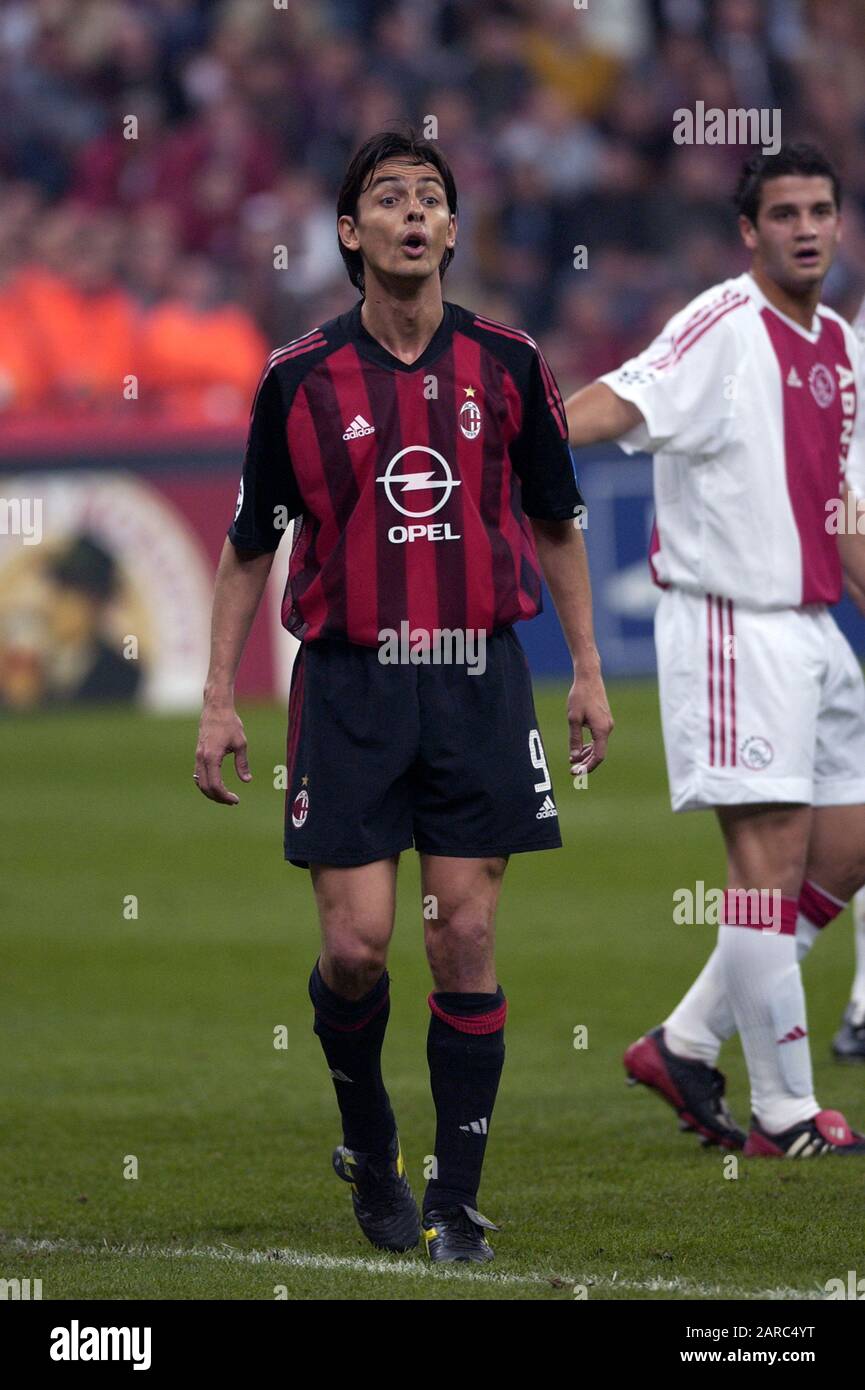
[342,414,375,439]
[459,1117,488,1135]
[536,795,558,819]
[786,366,803,388]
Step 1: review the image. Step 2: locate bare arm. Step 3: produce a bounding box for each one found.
[845,569,865,617]
[840,507,865,621]
[530,517,614,773]
[195,538,277,804]
[564,380,645,448]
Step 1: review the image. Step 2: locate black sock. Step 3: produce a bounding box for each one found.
[424,986,507,1214]
[308,961,395,1156]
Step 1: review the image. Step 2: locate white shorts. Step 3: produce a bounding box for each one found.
[655,587,865,812]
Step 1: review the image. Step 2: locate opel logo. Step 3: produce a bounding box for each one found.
[376,446,461,518]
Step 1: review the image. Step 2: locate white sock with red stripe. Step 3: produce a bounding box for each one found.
[663,948,734,1066]
[851,888,865,1026]
[797,879,846,963]
[718,892,818,1133]
[666,879,846,1063]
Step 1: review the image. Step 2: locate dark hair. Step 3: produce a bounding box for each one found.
[336,127,458,294]
[734,143,841,224]
[49,534,118,600]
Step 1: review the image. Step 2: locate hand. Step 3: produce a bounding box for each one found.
[567,669,614,775]
[194,702,252,804]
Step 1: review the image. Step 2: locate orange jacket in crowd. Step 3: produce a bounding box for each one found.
[138,300,268,423]
[11,266,139,413]
[0,269,267,422]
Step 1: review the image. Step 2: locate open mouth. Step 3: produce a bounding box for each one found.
[794,247,820,265]
[401,234,427,258]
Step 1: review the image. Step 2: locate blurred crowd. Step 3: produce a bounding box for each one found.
[2,0,865,425]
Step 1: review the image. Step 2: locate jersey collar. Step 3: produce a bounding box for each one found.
[745,271,823,343]
[348,300,455,371]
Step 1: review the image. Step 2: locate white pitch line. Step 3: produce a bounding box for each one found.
[1,1236,827,1299]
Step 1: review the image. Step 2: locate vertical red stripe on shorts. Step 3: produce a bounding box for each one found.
[716,597,726,766]
[286,647,306,791]
[706,594,715,767]
[727,599,736,766]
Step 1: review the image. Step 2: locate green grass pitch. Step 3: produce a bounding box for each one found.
[2,678,863,1301]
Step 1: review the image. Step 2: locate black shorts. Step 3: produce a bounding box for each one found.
[283,626,562,868]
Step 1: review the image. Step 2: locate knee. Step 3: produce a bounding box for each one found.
[426,865,504,936]
[826,856,865,903]
[852,858,865,898]
[426,901,495,955]
[321,922,388,992]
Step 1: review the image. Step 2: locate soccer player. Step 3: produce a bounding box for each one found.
[194,129,613,1258]
[832,297,865,1062]
[833,870,865,1060]
[565,144,865,1157]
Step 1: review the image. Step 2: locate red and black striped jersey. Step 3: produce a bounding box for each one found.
[227,300,583,645]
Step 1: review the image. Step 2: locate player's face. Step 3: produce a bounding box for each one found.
[739,175,841,293]
[339,158,456,288]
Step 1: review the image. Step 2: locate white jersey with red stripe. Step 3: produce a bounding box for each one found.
[599,271,863,611]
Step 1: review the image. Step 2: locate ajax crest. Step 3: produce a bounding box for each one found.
[740,736,773,770]
[808,363,835,409]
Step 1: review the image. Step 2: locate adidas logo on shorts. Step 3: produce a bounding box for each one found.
[342,414,375,440]
[536,795,558,819]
